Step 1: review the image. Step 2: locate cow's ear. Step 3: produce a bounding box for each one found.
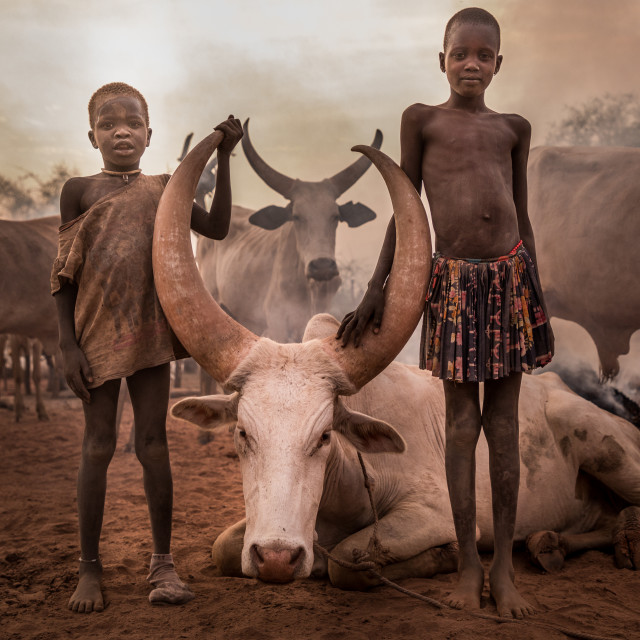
[338,201,377,228]
[333,399,405,454]
[249,204,292,230]
[171,393,239,433]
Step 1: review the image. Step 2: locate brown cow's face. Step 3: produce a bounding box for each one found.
[289,184,341,282]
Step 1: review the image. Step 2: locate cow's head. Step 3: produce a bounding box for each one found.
[172,333,405,582]
[243,120,381,283]
[153,132,431,582]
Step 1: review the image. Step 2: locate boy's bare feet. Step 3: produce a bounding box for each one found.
[147,553,194,605]
[489,565,535,618]
[68,560,104,613]
[443,561,484,610]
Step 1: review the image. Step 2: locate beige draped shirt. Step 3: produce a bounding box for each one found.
[51,174,188,388]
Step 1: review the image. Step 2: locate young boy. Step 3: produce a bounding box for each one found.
[337,8,553,619]
[52,82,243,613]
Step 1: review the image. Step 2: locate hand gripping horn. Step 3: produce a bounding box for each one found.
[153,131,258,383]
[322,145,432,391]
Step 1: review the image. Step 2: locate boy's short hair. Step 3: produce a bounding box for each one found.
[88,82,149,129]
[443,7,501,52]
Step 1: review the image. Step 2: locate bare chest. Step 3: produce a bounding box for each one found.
[423,114,517,172]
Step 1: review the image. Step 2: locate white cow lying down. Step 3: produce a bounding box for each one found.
[173,314,640,589]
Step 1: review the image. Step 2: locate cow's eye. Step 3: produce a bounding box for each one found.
[319,431,331,446]
[238,428,247,439]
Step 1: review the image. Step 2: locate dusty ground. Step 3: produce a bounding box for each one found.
[1,378,639,640]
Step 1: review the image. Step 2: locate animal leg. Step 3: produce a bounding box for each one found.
[613,506,640,570]
[325,511,457,591]
[526,527,612,573]
[172,361,182,388]
[212,519,246,577]
[31,339,49,421]
[23,339,31,396]
[378,543,458,583]
[10,336,25,422]
[0,334,8,393]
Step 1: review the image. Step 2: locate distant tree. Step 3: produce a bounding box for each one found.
[29,163,74,207]
[547,93,640,147]
[0,175,34,218]
[0,163,75,219]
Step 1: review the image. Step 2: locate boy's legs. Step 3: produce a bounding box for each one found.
[69,378,121,613]
[442,380,484,609]
[126,363,193,604]
[482,372,534,618]
[127,363,172,554]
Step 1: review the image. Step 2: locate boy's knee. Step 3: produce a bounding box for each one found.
[446,415,481,449]
[135,437,169,465]
[83,438,117,465]
[482,413,518,446]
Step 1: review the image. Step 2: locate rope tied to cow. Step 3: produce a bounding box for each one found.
[312,452,616,640]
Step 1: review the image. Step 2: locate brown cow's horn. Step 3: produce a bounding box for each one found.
[242,119,295,199]
[322,146,431,391]
[153,130,258,383]
[326,129,383,197]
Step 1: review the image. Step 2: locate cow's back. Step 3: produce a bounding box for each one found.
[197,205,309,337]
[0,215,60,350]
[528,146,640,376]
[197,205,278,335]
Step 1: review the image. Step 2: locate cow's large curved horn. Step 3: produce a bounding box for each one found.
[326,129,383,198]
[153,131,258,383]
[322,146,431,391]
[242,119,295,199]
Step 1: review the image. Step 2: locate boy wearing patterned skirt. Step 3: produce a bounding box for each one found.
[338,8,553,618]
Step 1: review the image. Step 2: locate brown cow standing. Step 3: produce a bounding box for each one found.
[528,146,640,380]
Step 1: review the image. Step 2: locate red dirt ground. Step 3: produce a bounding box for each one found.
[1,382,639,640]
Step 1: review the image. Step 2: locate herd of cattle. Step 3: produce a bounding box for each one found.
[1,124,639,587]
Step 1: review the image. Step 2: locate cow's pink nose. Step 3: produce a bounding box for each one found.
[251,545,304,583]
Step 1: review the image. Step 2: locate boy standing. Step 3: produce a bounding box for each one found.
[338,8,552,618]
[52,82,242,613]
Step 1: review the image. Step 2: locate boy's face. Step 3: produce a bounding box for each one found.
[88,96,151,170]
[439,23,502,99]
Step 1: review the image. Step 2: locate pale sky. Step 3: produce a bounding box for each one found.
[1,0,638,271]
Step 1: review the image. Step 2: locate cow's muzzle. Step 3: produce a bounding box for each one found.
[306,258,339,281]
[251,544,305,583]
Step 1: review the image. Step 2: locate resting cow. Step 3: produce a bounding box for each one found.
[528,146,640,379]
[152,132,640,589]
[174,315,640,587]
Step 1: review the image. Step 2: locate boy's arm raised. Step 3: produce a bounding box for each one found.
[190,116,243,240]
[337,106,425,347]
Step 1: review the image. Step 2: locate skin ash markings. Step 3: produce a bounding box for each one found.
[583,435,626,474]
[559,436,572,458]
[573,428,588,442]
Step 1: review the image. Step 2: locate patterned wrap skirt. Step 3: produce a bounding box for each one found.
[420,241,553,382]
